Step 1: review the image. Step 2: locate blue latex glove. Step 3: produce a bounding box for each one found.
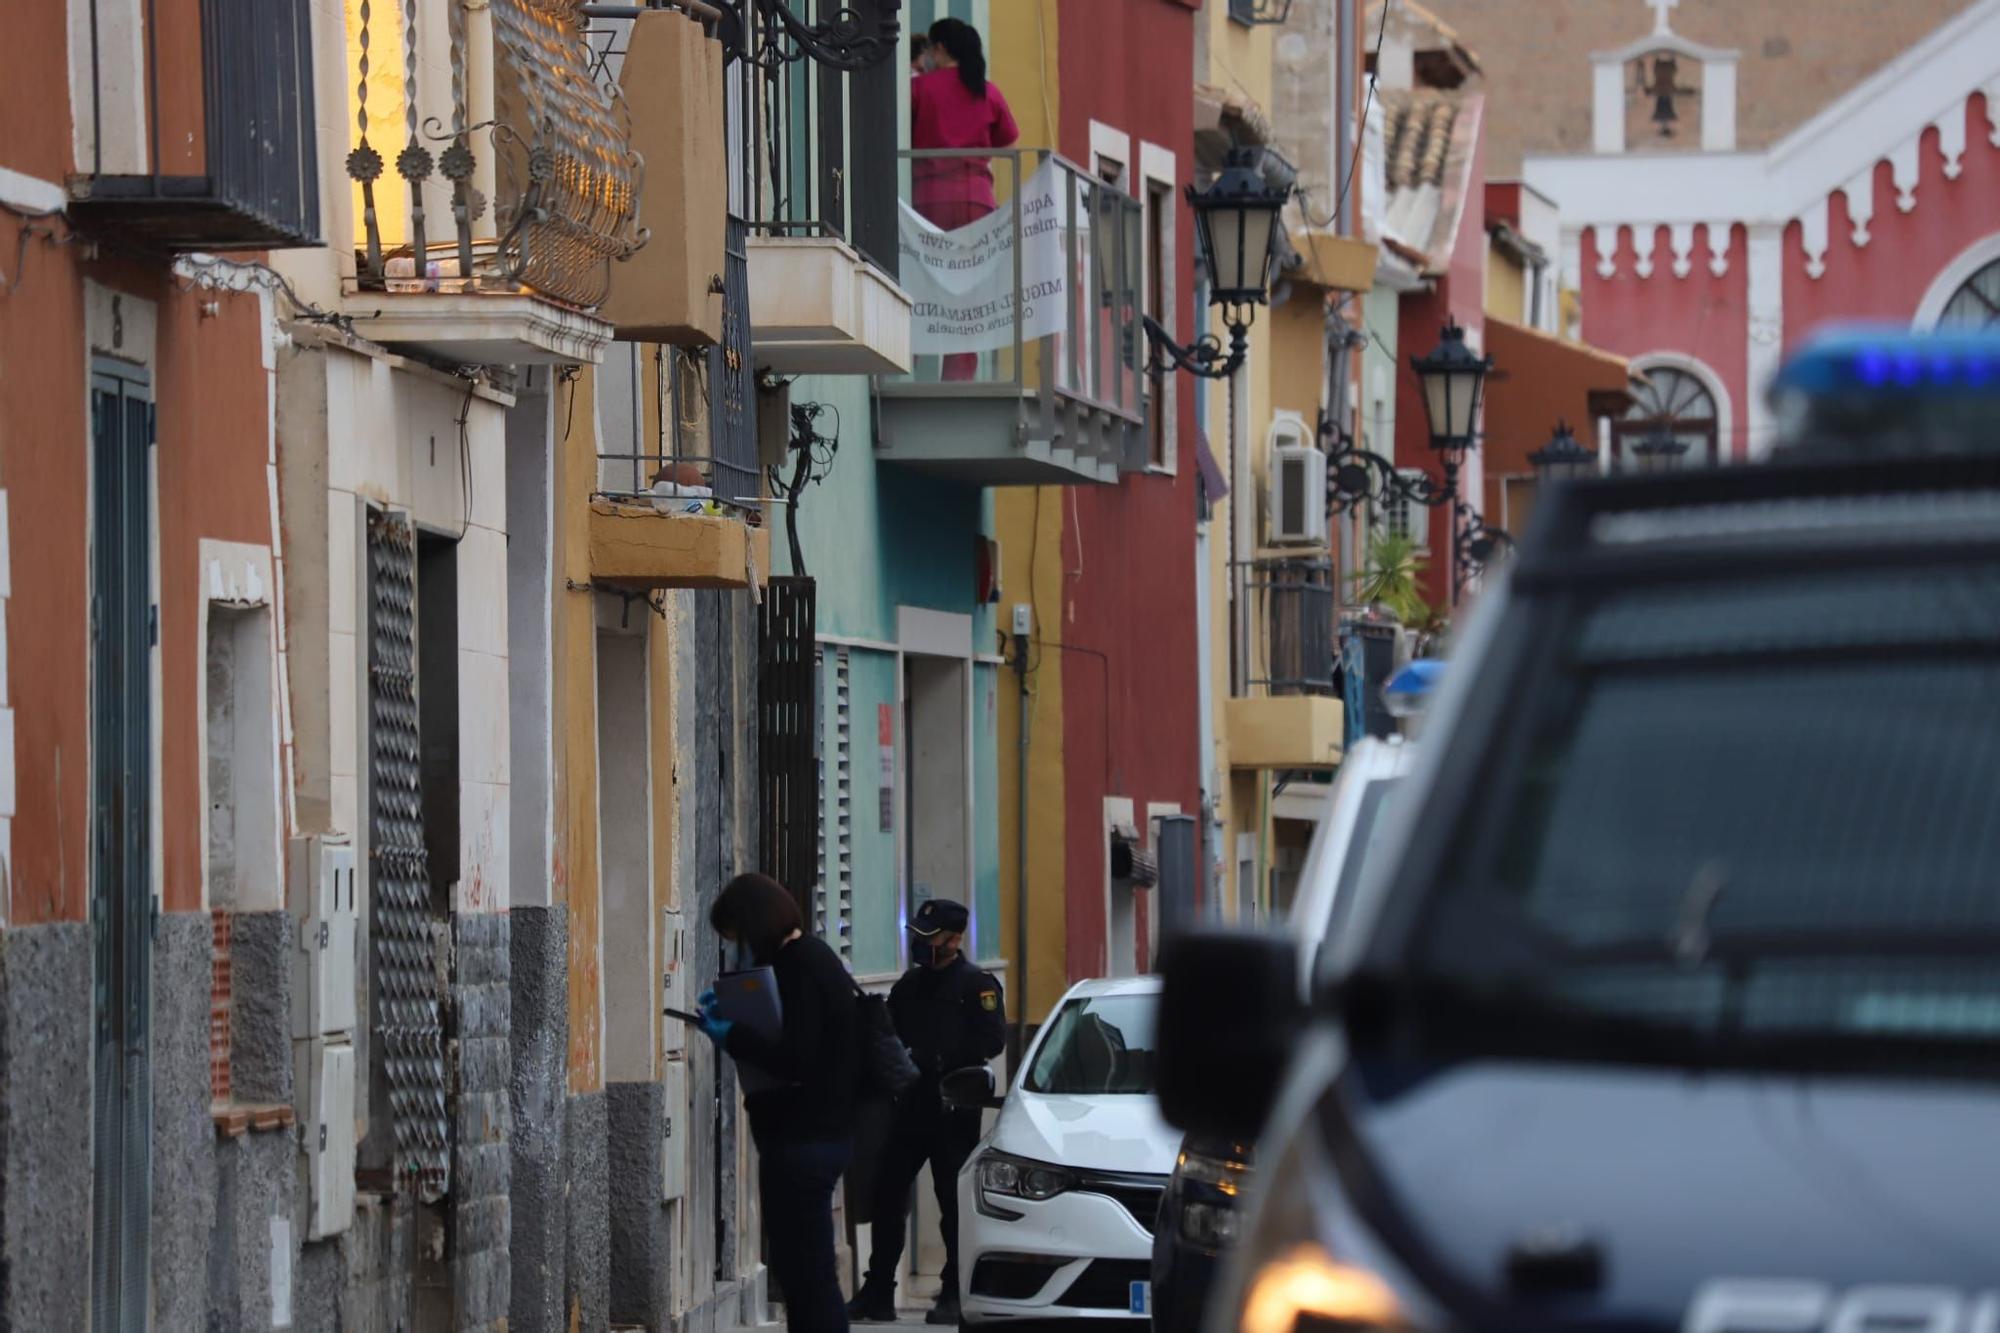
[696,989,732,1046]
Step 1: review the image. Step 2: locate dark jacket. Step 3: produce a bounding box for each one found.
[725,935,860,1146]
[887,955,1006,1097]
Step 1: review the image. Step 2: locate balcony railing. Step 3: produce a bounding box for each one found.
[596,220,762,509]
[732,0,899,276]
[342,0,644,309]
[69,0,321,248]
[1249,560,1337,697]
[873,148,1147,484]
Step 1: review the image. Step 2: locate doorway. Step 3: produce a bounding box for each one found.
[89,360,154,1333]
[899,651,970,1294]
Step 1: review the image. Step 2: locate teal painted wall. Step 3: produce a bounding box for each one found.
[971,662,1002,965]
[779,372,1004,973]
[774,377,999,651]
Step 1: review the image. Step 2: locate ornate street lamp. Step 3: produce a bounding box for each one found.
[1144,148,1291,380]
[1411,318,1493,459]
[1630,424,1691,474]
[1528,419,1599,484]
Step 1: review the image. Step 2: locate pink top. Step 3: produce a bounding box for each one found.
[911,67,1020,213]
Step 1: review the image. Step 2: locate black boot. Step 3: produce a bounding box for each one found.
[847,1281,897,1323]
[926,1292,961,1326]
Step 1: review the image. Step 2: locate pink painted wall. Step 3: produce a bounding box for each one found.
[1783,94,2000,351]
[1581,224,1751,460]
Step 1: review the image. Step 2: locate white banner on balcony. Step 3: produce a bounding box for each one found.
[898,159,1076,353]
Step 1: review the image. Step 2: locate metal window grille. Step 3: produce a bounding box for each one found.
[824,647,854,958]
[759,577,819,919]
[366,509,450,1202]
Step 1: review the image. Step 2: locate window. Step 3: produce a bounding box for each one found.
[1145,182,1171,470]
[1026,994,1159,1094]
[1615,363,1720,469]
[1404,558,2000,1074]
[1936,256,2000,331]
[1379,469,1433,552]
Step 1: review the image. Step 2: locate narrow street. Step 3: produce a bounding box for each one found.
[2,0,1999,1329]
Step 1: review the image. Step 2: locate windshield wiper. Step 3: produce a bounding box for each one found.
[1666,861,1727,967]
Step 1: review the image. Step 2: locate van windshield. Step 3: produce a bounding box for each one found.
[1401,559,2000,1075]
[1025,995,1158,1094]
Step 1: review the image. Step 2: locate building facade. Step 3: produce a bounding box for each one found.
[1,0,782,1327]
[1519,0,2000,460]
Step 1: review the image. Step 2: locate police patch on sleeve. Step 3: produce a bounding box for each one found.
[979,989,998,1012]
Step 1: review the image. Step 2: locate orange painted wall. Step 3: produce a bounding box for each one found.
[0,229,273,922]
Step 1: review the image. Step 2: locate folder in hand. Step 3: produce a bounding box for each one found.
[712,967,785,1093]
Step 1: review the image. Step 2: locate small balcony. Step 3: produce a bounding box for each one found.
[874,150,1148,487]
[734,6,912,375]
[67,0,321,249]
[588,273,768,592]
[335,0,645,364]
[1228,561,1343,769]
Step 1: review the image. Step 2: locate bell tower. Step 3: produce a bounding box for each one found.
[1591,0,1739,153]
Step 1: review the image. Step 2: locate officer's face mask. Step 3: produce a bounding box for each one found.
[908,931,958,968]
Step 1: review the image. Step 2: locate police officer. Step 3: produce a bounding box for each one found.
[848,898,1005,1325]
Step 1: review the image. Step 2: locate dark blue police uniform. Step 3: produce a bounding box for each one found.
[851,898,1005,1323]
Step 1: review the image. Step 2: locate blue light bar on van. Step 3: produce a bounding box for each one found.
[1383,659,1445,718]
[1770,326,2000,396]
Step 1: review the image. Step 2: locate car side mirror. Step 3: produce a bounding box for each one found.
[940,1065,1004,1111]
[1156,929,1304,1142]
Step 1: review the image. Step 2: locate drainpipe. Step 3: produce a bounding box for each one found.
[1009,622,1031,1069]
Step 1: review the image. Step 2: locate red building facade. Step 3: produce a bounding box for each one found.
[1053,0,1203,981]
[1527,3,2000,464]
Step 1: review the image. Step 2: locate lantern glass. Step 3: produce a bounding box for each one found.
[1411,320,1492,452]
[1529,422,1598,483]
[1190,149,1287,307]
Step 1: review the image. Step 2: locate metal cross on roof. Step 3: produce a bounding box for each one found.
[1647,0,1680,35]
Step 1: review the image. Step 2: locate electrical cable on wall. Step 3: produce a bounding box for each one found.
[765,398,840,577]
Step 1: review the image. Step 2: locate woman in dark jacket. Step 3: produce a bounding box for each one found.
[698,874,860,1333]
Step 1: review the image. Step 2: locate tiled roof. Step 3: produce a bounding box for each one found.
[1382,90,1460,191]
[1374,89,1483,274]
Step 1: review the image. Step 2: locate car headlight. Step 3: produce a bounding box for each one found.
[977,1153,1075,1202]
[1178,1200,1240,1249]
[1176,1145,1252,1197]
[1240,1244,1402,1333]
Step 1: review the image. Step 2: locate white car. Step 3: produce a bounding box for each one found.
[947,977,1177,1326]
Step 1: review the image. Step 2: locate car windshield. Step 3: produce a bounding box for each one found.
[1025,994,1158,1094]
[1401,558,2000,1074]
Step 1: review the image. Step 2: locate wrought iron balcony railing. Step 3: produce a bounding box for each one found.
[69,0,321,249]
[734,0,900,276]
[343,0,645,308]
[1249,560,1337,698]
[595,219,762,509]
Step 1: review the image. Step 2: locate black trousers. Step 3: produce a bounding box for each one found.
[760,1137,855,1333]
[863,1103,983,1299]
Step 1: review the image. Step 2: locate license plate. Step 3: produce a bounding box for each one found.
[1128,1281,1150,1316]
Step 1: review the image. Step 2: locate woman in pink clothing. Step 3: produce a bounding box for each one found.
[912,18,1019,379]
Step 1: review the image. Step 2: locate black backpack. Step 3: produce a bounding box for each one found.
[852,982,919,1100]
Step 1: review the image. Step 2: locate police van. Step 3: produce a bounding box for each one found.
[1154,330,2000,1332]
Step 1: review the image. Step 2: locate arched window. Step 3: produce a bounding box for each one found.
[1614,362,1720,469]
[1935,256,2000,331]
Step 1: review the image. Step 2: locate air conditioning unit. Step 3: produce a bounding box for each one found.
[1266,413,1328,548]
